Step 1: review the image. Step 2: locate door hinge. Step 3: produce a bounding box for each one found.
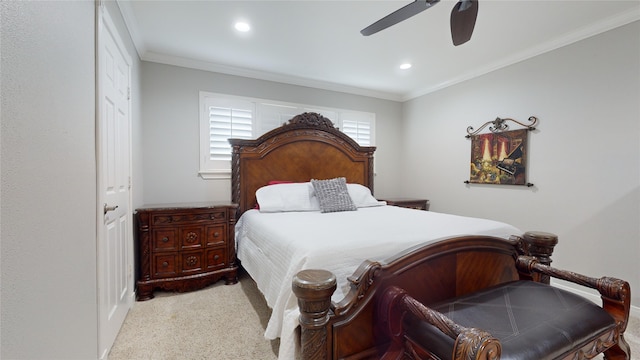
[127,87,131,101]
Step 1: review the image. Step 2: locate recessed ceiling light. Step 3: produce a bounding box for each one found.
[235,22,250,32]
[399,63,412,70]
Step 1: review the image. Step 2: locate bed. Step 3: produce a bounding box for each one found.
[229,112,539,359]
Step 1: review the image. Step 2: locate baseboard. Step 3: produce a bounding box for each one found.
[552,279,639,318]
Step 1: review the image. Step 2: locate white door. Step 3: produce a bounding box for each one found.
[97,5,133,359]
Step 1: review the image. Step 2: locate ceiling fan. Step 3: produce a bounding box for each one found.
[360,0,479,46]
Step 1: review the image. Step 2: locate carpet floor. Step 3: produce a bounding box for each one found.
[109,269,278,359]
[109,269,639,360]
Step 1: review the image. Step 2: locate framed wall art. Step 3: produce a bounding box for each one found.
[465,116,537,186]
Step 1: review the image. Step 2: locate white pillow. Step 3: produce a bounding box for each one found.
[347,183,387,208]
[256,182,320,212]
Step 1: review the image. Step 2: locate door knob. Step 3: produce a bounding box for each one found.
[104,204,119,215]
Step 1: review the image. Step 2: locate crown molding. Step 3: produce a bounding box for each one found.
[141,51,404,102]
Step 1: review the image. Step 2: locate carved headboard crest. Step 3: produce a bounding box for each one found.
[286,112,336,129]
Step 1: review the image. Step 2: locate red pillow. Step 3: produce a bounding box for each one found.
[267,180,294,185]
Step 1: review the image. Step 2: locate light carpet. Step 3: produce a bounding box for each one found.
[110,269,639,359]
[109,269,278,359]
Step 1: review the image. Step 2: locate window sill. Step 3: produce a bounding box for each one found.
[199,170,231,180]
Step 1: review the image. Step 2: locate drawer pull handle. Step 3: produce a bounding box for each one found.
[162,261,169,267]
[214,232,219,237]
[162,237,169,243]
[209,214,216,220]
[214,255,220,260]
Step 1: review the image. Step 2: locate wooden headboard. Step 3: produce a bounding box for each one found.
[229,112,376,215]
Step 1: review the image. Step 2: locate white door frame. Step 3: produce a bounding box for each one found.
[96,3,134,359]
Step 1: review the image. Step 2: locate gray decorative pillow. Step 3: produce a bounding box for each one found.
[311,177,358,213]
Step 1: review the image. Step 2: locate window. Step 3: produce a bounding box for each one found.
[340,111,374,146]
[199,94,255,178]
[199,92,375,179]
[208,107,252,161]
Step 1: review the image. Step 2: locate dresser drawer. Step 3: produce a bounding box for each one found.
[181,251,204,274]
[152,229,178,251]
[153,254,179,278]
[151,209,227,226]
[206,225,227,246]
[179,226,204,250]
[206,248,227,270]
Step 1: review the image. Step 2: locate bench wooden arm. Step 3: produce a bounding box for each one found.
[380,286,502,360]
[516,255,631,330]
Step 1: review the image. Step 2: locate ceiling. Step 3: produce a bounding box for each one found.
[117,0,640,102]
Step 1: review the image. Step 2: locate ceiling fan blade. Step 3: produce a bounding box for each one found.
[361,0,440,36]
[450,0,478,46]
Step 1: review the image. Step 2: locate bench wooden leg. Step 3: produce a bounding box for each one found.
[603,336,630,359]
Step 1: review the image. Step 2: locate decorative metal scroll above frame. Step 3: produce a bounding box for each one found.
[465,116,538,138]
[465,116,538,187]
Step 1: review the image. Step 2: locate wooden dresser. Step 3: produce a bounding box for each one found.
[135,202,239,301]
[379,198,430,211]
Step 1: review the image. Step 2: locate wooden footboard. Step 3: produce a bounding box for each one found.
[292,231,559,360]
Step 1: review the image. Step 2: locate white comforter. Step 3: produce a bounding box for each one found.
[235,206,521,359]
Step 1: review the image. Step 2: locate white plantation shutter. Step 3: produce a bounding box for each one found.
[341,112,374,146]
[208,106,253,161]
[200,93,256,178]
[342,119,371,146]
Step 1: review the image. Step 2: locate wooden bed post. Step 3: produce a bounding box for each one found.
[292,269,337,360]
[522,231,558,284]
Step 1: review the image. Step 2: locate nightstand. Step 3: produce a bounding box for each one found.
[380,198,430,211]
[135,202,239,300]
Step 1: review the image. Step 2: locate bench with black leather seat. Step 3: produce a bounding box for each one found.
[379,256,631,360]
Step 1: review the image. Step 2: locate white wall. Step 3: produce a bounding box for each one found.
[401,21,640,308]
[140,62,403,205]
[1,1,98,358]
[1,1,143,358]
